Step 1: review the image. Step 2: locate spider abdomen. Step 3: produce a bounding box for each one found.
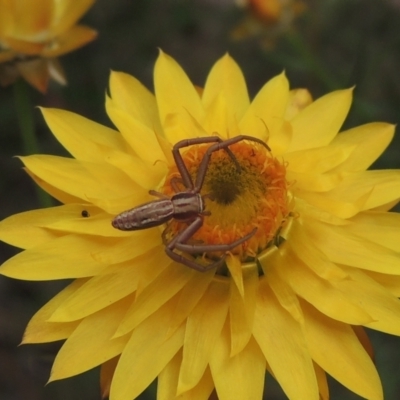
[112,198,174,230]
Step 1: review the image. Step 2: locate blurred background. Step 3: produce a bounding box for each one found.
[1,0,400,399]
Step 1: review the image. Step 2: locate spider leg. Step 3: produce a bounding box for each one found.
[161,223,173,245]
[166,219,257,271]
[174,227,257,253]
[172,136,240,190]
[170,176,186,192]
[194,135,270,191]
[167,216,203,250]
[165,216,221,271]
[165,246,226,272]
[148,190,169,199]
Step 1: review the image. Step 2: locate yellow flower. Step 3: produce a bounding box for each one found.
[0,0,97,92]
[1,51,400,400]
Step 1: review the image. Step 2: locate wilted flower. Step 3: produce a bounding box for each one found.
[232,0,306,47]
[0,0,97,92]
[1,52,400,400]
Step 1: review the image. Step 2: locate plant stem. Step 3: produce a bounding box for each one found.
[13,79,53,208]
[286,31,341,91]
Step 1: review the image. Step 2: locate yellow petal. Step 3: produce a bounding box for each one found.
[295,197,349,226]
[253,279,319,400]
[42,25,97,57]
[347,211,400,252]
[365,270,400,297]
[166,269,215,337]
[45,210,129,237]
[288,170,343,192]
[51,0,95,35]
[275,246,373,325]
[41,108,125,162]
[105,96,167,165]
[297,189,368,219]
[12,204,140,244]
[50,296,132,380]
[202,54,249,126]
[163,109,208,143]
[201,93,238,138]
[177,279,230,394]
[91,194,152,216]
[0,0,13,36]
[104,148,166,190]
[92,229,161,266]
[1,234,107,280]
[268,120,292,156]
[240,72,289,143]
[154,128,176,166]
[25,168,83,205]
[110,297,185,400]
[229,263,259,356]
[285,88,313,120]
[6,0,52,38]
[226,254,244,297]
[0,204,96,249]
[28,171,153,216]
[210,323,266,400]
[154,51,203,132]
[264,263,304,323]
[23,279,86,344]
[20,155,139,203]
[371,199,400,212]
[4,36,46,54]
[115,262,192,337]
[331,122,395,172]
[158,351,182,400]
[158,350,215,400]
[329,170,400,211]
[108,71,162,132]
[304,219,400,274]
[301,300,383,399]
[288,219,348,281]
[285,143,355,174]
[49,248,165,322]
[335,268,400,335]
[288,88,353,152]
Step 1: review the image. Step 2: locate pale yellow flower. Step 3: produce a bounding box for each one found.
[0,0,97,92]
[1,52,400,400]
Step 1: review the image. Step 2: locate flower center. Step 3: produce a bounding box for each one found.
[162,138,291,264]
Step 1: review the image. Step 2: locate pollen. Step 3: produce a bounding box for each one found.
[162,137,291,263]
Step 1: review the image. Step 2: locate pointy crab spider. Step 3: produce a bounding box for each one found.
[112,135,270,271]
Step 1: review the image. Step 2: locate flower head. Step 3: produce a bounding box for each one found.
[1,52,400,400]
[0,0,97,92]
[232,0,306,46]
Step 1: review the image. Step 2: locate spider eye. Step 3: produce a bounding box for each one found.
[81,210,90,217]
